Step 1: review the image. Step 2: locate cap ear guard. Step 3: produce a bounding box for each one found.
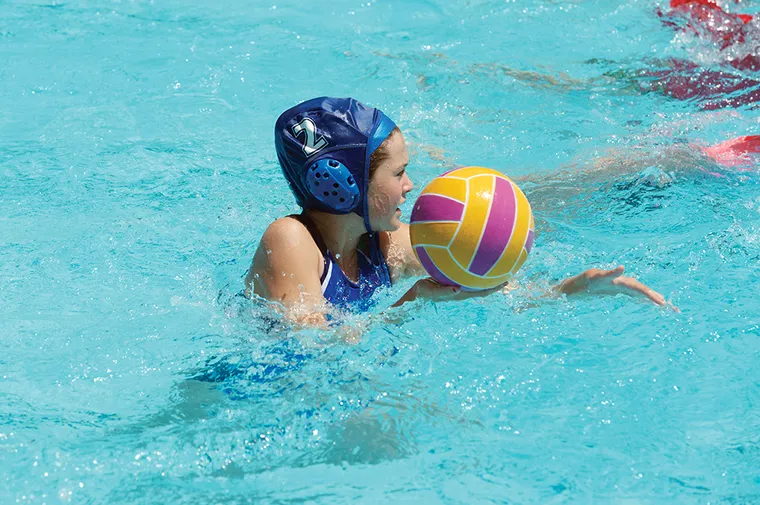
[306,159,360,213]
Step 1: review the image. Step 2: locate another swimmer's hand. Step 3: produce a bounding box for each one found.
[391,278,502,307]
[554,265,668,306]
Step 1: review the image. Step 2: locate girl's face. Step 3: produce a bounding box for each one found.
[367,131,414,232]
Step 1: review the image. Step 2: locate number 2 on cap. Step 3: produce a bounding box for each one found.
[292,118,328,156]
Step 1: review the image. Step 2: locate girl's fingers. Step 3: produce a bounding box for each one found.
[604,265,626,278]
[646,290,667,306]
[609,276,666,305]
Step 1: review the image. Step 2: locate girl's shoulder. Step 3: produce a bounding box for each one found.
[256,215,325,272]
[246,216,325,299]
[261,215,317,249]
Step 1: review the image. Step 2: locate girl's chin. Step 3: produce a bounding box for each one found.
[373,219,401,233]
[370,209,403,232]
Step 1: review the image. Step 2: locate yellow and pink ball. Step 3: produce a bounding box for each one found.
[410,167,535,291]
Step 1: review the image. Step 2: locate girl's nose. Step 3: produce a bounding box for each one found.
[404,174,414,193]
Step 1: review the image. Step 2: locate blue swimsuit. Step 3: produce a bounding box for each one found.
[294,214,391,311]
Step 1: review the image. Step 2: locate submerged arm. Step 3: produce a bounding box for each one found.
[386,224,669,308]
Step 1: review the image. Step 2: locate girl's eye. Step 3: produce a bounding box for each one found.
[396,169,406,177]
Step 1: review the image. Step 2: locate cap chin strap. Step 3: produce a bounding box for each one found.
[362,112,397,237]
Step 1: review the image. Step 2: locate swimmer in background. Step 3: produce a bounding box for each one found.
[638,0,760,109]
[244,97,667,328]
[661,0,757,69]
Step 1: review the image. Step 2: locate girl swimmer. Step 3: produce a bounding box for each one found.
[245,97,667,327]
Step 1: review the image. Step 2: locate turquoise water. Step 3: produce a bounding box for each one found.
[3,0,760,503]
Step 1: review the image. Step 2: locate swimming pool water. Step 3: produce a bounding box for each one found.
[2,0,760,503]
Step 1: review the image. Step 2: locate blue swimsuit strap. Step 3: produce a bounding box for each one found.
[366,232,392,286]
[290,213,391,287]
[290,213,330,281]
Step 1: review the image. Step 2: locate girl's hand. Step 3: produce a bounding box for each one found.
[555,265,667,306]
[411,278,463,301]
[392,278,503,307]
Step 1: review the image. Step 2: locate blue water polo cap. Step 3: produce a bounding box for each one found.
[274,97,397,231]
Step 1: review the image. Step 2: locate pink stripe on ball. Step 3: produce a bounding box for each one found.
[469,177,516,276]
[411,195,465,223]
